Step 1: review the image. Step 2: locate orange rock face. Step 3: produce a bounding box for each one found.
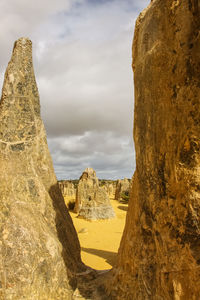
[106,1,200,299]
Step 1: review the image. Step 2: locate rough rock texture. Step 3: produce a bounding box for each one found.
[102,182,116,198]
[0,38,86,300]
[114,178,130,201]
[58,180,76,198]
[75,168,115,220]
[106,183,114,197]
[105,1,200,299]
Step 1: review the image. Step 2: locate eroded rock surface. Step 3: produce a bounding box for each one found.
[102,182,116,198]
[105,1,200,299]
[0,38,86,300]
[114,178,130,202]
[75,168,115,220]
[58,180,76,198]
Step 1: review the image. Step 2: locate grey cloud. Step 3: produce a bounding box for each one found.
[36,32,135,138]
[0,0,80,86]
[0,0,149,179]
[48,131,135,179]
[49,131,133,157]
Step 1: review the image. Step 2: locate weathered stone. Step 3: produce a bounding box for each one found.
[105,1,200,299]
[102,182,116,198]
[0,38,86,300]
[114,178,130,202]
[58,180,76,198]
[75,168,115,220]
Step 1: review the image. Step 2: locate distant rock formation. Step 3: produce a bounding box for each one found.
[105,1,200,299]
[75,168,115,220]
[115,178,130,202]
[0,38,85,300]
[102,182,116,198]
[58,180,76,198]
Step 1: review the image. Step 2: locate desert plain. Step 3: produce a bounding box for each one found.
[64,196,128,270]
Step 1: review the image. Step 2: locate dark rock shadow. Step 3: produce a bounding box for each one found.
[119,199,129,204]
[117,205,128,211]
[81,247,117,267]
[49,184,116,298]
[49,184,96,296]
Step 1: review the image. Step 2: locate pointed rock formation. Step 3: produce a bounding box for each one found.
[0,38,85,300]
[105,1,200,299]
[75,168,115,220]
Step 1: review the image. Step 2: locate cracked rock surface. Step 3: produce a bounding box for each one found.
[105,1,200,299]
[0,38,86,300]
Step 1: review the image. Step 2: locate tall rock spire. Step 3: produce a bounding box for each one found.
[0,38,85,299]
[105,1,200,299]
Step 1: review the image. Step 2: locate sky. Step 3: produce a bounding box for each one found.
[0,0,149,180]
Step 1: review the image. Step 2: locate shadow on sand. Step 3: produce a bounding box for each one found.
[117,205,128,211]
[49,184,99,298]
[48,184,115,299]
[81,247,117,267]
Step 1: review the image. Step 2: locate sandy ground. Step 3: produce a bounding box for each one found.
[66,197,128,270]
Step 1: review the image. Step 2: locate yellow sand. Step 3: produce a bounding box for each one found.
[66,197,128,270]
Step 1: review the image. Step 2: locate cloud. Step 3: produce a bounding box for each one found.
[48,131,135,179]
[0,0,149,179]
[0,0,77,84]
